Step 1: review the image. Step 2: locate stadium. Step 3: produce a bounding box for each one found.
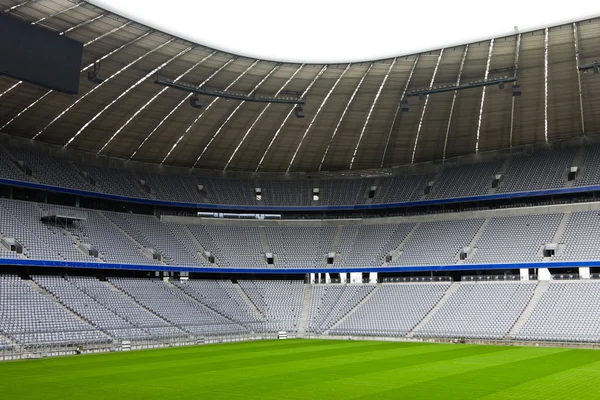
[3,0,600,398]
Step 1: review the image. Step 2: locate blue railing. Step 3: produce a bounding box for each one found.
[1,177,598,212]
[0,257,595,274]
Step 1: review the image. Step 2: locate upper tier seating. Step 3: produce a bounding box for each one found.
[428,161,502,199]
[497,149,577,193]
[0,143,593,207]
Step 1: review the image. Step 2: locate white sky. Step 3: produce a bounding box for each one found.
[91,0,600,63]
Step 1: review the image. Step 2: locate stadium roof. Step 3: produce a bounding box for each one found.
[1,0,600,173]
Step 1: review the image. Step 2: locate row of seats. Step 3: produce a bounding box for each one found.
[3,276,600,347]
[3,198,600,267]
[1,143,598,206]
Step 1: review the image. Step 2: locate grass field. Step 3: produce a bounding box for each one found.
[2,339,600,399]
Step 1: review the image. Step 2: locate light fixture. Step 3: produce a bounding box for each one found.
[190,94,202,109]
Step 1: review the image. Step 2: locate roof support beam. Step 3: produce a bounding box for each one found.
[380,57,419,168]
[255,66,327,172]
[287,64,350,172]
[573,22,586,134]
[191,64,281,168]
[443,46,469,160]
[32,30,157,140]
[544,27,549,142]
[3,0,38,12]
[129,57,235,161]
[1,19,132,131]
[68,45,193,150]
[411,50,444,164]
[224,65,305,171]
[349,59,396,170]
[510,34,521,148]
[97,51,217,155]
[318,64,373,172]
[475,40,494,154]
[33,2,82,25]
[162,60,259,164]
[61,12,106,35]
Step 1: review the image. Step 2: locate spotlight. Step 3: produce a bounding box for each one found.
[499,82,505,90]
[400,99,409,112]
[512,84,521,97]
[295,104,305,118]
[190,94,202,109]
[87,62,104,84]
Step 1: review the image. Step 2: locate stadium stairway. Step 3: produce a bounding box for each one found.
[332,226,343,254]
[258,227,271,254]
[325,284,381,334]
[296,285,313,337]
[23,279,94,326]
[505,280,549,339]
[100,213,165,264]
[488,158,512,194]
[390,223,421,262]
[170,281,250,329]
[103,280,175,326]
[61,228,97,261]
[180,224,211,262]
[406,281,461,338]
[233,282,265,320]
[547,212,571,258]
[565,147,585,188]
[460,218,491,263]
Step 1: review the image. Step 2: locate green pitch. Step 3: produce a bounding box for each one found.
[2,339,600,399]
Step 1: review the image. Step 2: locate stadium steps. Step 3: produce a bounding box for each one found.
[296,285,313,337]
[550,212,571,244]
[565,147,585,188]
[170,281,249,329]
[332,226,343,253]
[458,218,491,263]
[258,227,271,253]
[2,147,40,184]
[421,170,443,200]
[390,222,421,262]
[325,284,381,333]
[488,158,512,194]
[505,280,549,339]
[23,279,97,327]
[180,225,212,262]
[364,177,381,204]
[406,281,461,338]
[233,282,265,320]
[101,280,176,327]
[61,227,99,261]
[100,212,166,264]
